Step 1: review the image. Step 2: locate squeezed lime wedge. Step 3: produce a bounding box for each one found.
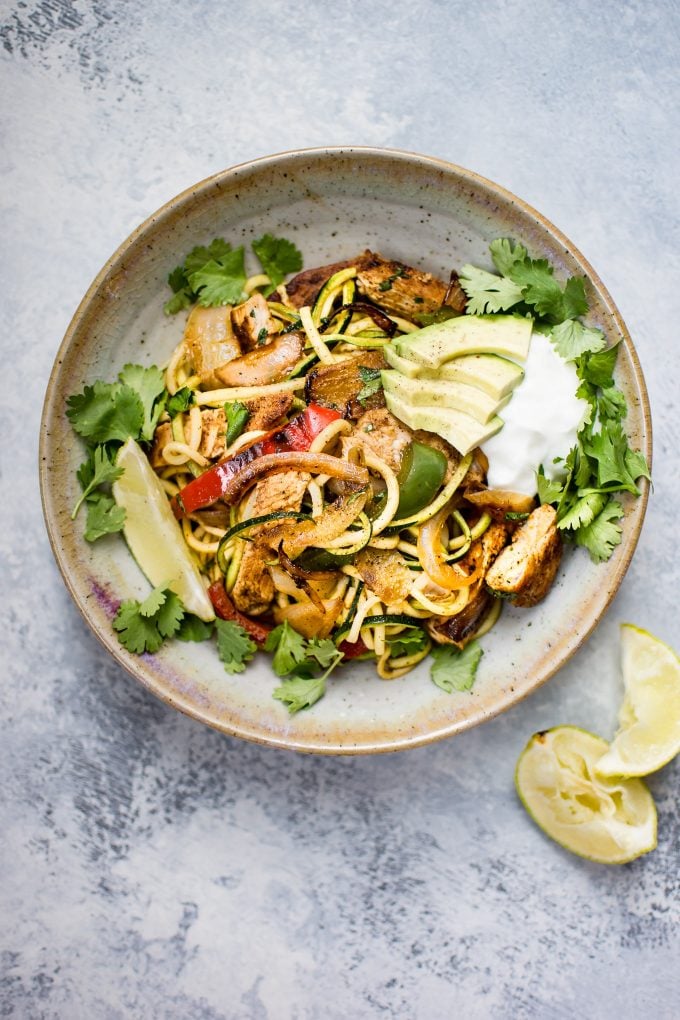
[516,726,656,864]
[595,624,680,778]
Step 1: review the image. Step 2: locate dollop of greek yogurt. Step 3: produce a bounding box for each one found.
[481,331,589,497]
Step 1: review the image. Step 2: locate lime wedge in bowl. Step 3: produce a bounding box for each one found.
[516,726,657,864]
[113,437,215,622]
[595,624,680,778]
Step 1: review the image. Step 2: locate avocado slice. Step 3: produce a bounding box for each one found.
[381,370,508,425]
[383,343,422,378]
[394,314,532,369]
[384,390,503,456]
[419,353,524,400]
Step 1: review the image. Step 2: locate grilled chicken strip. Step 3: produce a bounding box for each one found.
[485,504,562,607]
[282,250,466,320]
[353,407,413,473]
[231,292,281,351]
[355,252,466,321]
[149,395,294,469]
[231,471,310,615]
[184,305,242,388]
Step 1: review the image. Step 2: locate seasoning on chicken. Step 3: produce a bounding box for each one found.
[231,293,281,351]
[231,471,310,615]
[485,504,562,607]
[355,252,467,321]
[353,407,413,473]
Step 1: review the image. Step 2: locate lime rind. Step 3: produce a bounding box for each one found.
[516,725,657,865]
[595,624,680,778]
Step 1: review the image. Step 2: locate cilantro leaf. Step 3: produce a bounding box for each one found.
[306,638,343,669]
[598,384,627,421]
[184,238,233,276]
[624,447,651,484]
[489,237,528,276]
[113,601,166,653]
[579,346,618,388]
[153,590,185,637]
[264,625,343,712]
[557,491,607,532]
[66,381,144,445]
[431,640,483,693]
[252,234,303,290]
[536,467,564,505]
[561,277,589,320]
[176,614,215,642]
[387,627,428,659]
[489,238,588,322]
[357,365,383,405]
[215,618,256,673]
[166,387,194,418]
[164,265,195,315]
[273,673,326,713]
[550,320,607,361]
[574,498,625,563]
[582,422,643,494]
[264,620,308,677]
[224,400,250,445]
[83,493,126,542]
[112,585,185,653]
[72,445,122,519]
[138,584,171,618]
[188,247,247,307]
[118,364,166,441]
[507,258,564,320]
[458,263,524,315]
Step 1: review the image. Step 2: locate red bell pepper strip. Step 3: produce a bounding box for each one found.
[338,637,370,659]
[208,580,272,646]
[172,403,341,518]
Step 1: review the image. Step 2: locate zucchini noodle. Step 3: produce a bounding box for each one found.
[300,305,337,364]
[144,249,511,699]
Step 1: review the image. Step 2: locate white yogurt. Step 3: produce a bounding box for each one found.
[481,331,589,497]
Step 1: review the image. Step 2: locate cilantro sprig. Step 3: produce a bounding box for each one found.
[113,585,185,654]
[264,620,344,713]
[164,234,303,314]
[462,238,650,563]
[67,363,171,542]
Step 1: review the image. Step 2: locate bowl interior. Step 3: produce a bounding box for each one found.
[40,148,651,753]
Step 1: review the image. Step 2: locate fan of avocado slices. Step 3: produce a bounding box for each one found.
[385,238,650,564]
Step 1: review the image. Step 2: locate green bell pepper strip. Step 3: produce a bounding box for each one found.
[395,441,447,519]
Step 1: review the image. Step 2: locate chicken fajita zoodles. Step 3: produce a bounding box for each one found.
[66,235,649,711]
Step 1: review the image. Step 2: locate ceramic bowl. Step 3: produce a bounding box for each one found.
[40,147,651,754]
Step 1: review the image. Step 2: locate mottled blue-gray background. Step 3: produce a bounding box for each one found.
[2,1,679,1017]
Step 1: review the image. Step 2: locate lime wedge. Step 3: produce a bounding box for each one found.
[516,726,657,864]
[595,624,680,778]
[113,437,215,622]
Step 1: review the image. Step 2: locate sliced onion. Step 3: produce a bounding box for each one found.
[215,451,368,506]
[464,488,536,514]
[417,504,484,591]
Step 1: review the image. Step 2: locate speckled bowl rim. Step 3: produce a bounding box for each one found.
[40,146,652,754]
